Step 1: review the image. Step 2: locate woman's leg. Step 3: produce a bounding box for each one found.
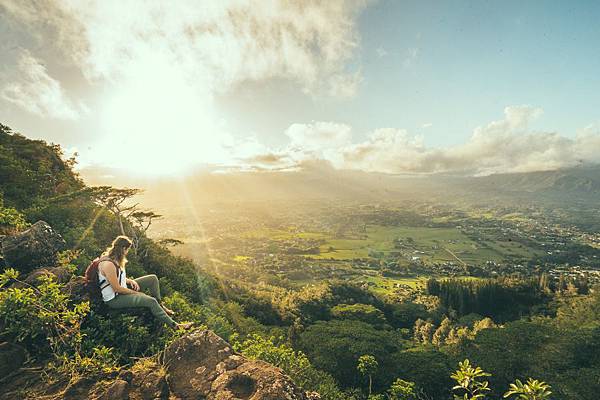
[105,293,176,327]
[134,274,162,300]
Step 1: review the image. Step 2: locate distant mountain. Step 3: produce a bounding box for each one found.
[80,160,600,209]
[466,165,600,195]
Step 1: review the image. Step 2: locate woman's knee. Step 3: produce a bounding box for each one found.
[139,294,159,307]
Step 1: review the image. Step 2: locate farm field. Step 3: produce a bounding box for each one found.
[311,225,542,265]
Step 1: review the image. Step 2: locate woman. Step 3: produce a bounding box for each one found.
[97,235,192,329]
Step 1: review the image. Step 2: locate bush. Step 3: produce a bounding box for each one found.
[234,334,346,400]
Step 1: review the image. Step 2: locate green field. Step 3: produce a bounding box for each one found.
[310,225,542,265]
[239,224,542,265]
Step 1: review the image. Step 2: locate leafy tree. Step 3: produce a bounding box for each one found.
[504,379,552,400]
[298,319,402,389]
[451,359,491,400]
[88,186,142,236]
[388,378,417,400]
[357,355,378,396]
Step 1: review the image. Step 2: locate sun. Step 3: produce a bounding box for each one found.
[97,60,230,176]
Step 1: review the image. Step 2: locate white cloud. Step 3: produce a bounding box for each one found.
[245,106,600,175]
[0,49,84,119]
[0,0,370,173]
[3,0,369,96]
[285,121,352,150]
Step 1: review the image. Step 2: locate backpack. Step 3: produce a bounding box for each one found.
[84,257,118,301]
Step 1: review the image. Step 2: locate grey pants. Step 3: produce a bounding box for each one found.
[105,274,175,327]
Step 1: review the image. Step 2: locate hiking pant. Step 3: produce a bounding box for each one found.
[105,274,176,327]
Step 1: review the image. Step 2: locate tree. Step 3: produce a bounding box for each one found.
[388,378,417,400]
[432,317,452,346]
[357,355,378,396]
[88,186,142,235]
[451,359,491,400]
[504,379,552,400]
[128,210,162,255]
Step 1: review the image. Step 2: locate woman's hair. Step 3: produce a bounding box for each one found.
[102,235,132,268]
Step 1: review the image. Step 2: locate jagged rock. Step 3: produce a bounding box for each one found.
[0,342,28,379]
[1,221,66,274]
[163,329,309,400]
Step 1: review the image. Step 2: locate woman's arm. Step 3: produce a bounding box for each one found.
[99,262,137,295]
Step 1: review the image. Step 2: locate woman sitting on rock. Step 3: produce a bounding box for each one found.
[97,235,192,329]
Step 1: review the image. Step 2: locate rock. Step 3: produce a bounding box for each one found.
[132,363,170,400]
[1,221,66,274]
[62,275,90,303]
[20,266,73,286]
[99,379,129,400]
[163,329,309,400]
[63,377,96,400]
[0,342,28,379]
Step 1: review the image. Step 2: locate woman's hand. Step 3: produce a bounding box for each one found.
[127,278,140,291]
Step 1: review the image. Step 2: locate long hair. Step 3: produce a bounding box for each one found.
[102,235,132,269]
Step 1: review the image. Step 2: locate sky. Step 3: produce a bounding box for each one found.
[1,0,600,177]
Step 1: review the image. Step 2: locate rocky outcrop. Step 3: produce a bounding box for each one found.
[0,221,66,274]
[90,330,317,400]
[162,329,311,400]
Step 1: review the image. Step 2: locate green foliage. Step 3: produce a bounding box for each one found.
[0,124,82,210]
[451,359,491,400]
[46,346,120,383]
[357,354,378,396]
[234,334,346,400]
[504,379,552,400]
[429,278,548,322]
[0,203,29,234]
[298,319,403,389]
[357,354,378,376]
[162,292,234,340]
[0,271,89,356]
[331,303,387,326]
[388,379,417,400]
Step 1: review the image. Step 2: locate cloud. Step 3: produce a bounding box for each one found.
[3,0,369,95]
[285,121,352,150]
[245,106,600,175]
[328,70,363,98]
[0,49,84,119]
[1,0,371,173]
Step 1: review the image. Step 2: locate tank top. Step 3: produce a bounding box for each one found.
[98,259,126,302]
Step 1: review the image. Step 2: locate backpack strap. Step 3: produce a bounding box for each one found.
[97,257,122,288]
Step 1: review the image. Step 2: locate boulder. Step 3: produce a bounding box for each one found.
[99,379,129,400]
[19,266,73,286]
[0,342,28,379]
[1,221,66,274]
[163,329,309,400]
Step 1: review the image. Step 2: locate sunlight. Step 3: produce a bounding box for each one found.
[98,56,230,176]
